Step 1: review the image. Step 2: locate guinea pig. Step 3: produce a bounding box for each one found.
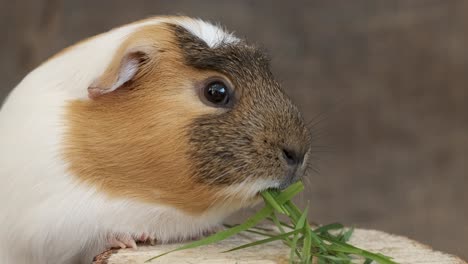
[0,16,311,264]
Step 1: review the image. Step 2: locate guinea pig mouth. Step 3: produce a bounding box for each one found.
[260,172,302,193]
[278,179,298,190]
[254,184,286,198]
[278,171,302,190]
[257,187,276,193]
[253,181,282,196]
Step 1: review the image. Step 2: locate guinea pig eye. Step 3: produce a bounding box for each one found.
[203,81,231,107]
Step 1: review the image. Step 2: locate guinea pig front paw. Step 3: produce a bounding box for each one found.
[138,232,157,246]
[106,232,156,250]
[107,233,138,249]
[108,234,137,249]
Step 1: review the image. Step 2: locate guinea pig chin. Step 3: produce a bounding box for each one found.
[219,178,281,202]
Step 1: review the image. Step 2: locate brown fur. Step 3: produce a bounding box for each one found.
[63,23,248,215]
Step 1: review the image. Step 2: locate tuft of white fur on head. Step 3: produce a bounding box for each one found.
[134,16,240,48]
[173,18,240,47]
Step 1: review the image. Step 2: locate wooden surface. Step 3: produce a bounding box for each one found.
[94,228,467,264]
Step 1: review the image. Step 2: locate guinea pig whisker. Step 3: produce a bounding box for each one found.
[309,144,332,148]
[304,163,320,175]
[308,147,334,153]
[306,112,329,129]
[302,176,312,186]
[308,129,327,140]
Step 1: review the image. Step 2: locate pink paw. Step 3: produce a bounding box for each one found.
[107,233,137,249]
[107,232,156,249]
[137,232,156,245]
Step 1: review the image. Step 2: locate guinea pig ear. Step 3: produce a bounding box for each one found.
[88,46,152,99]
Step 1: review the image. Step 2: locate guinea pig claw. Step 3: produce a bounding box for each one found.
[108,234,138,249]
[139,233,149,242]
[108,237,127,249]
[127,239,138,249]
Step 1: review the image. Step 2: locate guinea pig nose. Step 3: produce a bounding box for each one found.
[281,147,304,166]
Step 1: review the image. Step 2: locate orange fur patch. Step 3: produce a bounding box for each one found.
[63,23,251,215]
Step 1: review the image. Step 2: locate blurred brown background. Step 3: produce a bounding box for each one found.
[1,0,467,260]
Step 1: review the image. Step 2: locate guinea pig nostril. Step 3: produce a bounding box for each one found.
[282,148,303,165]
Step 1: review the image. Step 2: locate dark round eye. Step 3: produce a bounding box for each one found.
[203,81,230,106]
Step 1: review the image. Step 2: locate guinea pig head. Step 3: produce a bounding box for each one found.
[64,18,312,216]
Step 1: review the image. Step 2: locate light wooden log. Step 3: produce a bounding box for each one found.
[93,228,466,264]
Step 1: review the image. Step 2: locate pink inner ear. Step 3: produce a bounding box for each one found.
[88,54,141,99]
[112,56,140,91]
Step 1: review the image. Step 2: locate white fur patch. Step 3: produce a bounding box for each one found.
[223,179,280,197]
[173,18,240,47]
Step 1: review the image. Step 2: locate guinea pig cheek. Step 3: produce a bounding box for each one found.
[63,76,235,216]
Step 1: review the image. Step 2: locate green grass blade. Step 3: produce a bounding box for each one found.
[302,220,313,264]
[266,217,295,229]
[283,201,302,222]
[341,227,354,242]
[250,225,280,232]
[290,206,309,263]
[223,224,275,237]
[268,212,294,249]
[283,201,326,252]
[145,205,274,262]
[335,252,352,261]
[270,213,288,234]
[289,234,301,264]
[324,240,396,264]
[262,191,287,214]
[223,230,300,253]
[264,181,305,206]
